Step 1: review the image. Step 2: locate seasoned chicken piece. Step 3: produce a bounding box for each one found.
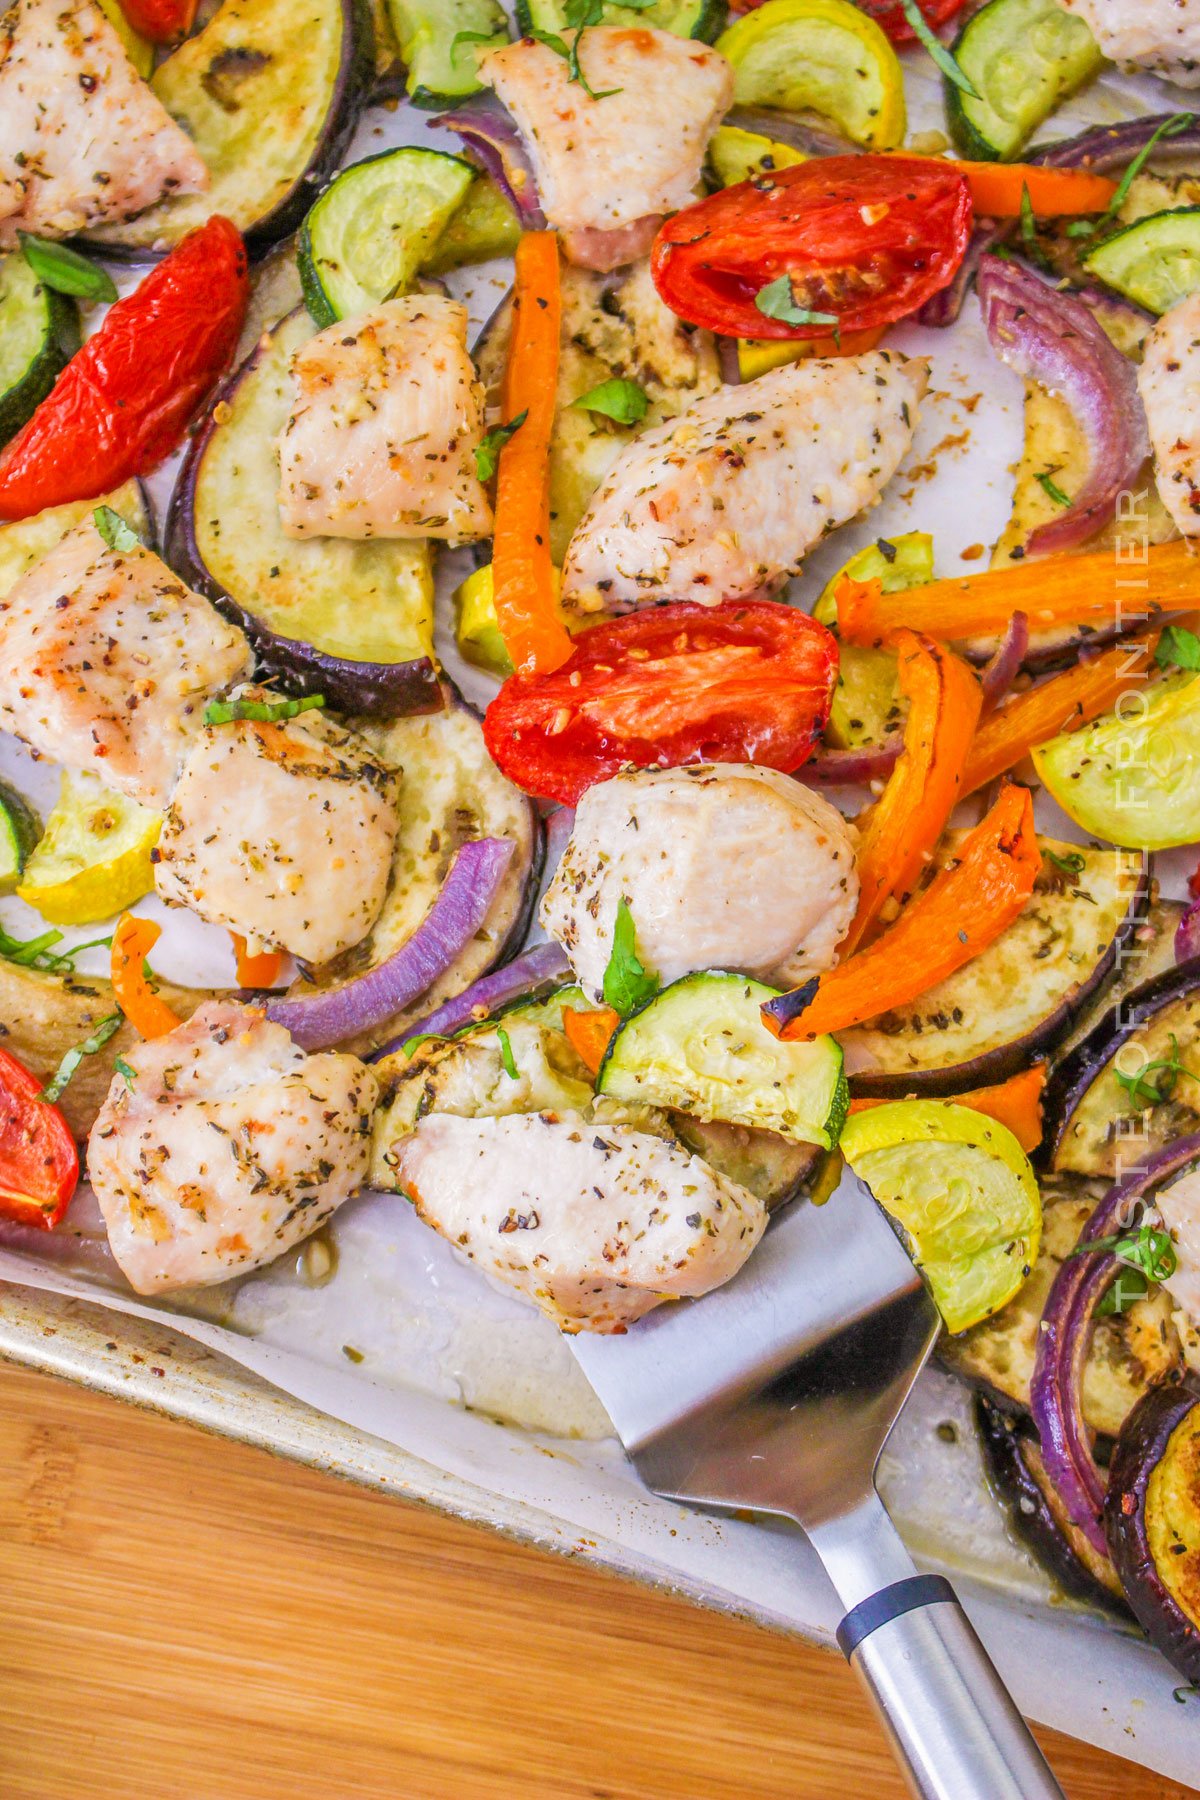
[540,764,859,1003]
[1061,0,1200,85]
[1138,291,1200,535]
[481,28,733,271]
[88,1001,377,1295]
[0,0,207,247]
[560,352,927,614]
[391,1109,766,1332]
[154,695,400,965]
[0,515,251,807]
[277,296,492,543]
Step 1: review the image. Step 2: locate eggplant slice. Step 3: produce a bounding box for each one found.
[976,1396,1130,1615]
[938,1177,1184,1439]
[166,307,439,718]
[841,841,1149,1097]
[86,0,374,256]
[1106,1378,1200,1684]
[284,702,542,1060]
[1045,958,1200,1180]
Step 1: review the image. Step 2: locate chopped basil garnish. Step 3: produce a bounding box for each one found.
[532,0,656,98]
[450,27,502,63]
[496,1025,519,1080]
[19,231,117,303]
[0,923,111,973]
[1044,848,1086,876]
[1071,1221,1178,1314]
[754,276,839,339]
[1083,112,1197,242]
[1034,470,1070,508]
[1114,1034,1200,1108]
[1155,623,1200,671]
[114,1055,138,1091]
[204,694,326,726]
[41,1012,122,1106]
[898,0,978,97]
[602,897,658,1016]
[571,378,649,426]
[475,410,528,482]
[93,505,142,553]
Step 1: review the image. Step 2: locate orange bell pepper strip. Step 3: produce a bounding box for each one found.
[110,913,182,1040]
[848,1064,1047,1155]
[492,231,573,677]
[960,633,1161,797]
[835,537,1200,645]
[949,161,1117,218]
[844,630,982,954]
[230,931,283,990]
[763,784,1039,1042]
[563,1006,621,1075]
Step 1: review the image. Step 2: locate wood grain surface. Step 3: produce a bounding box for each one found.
[0,1361,1193,1800]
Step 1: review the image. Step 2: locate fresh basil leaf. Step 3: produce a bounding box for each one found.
[571,378,648,426]
[899,0,979,96]
[496,1025,519,1080]
[114,1055,137,1091]
[93,505,141,554]
[19,231,117,303]
[42,1012,122,1106]
[1034,470,1071,508]
[204,694,326,726]
[475,409,528,481]
[1044,848,1085,875]
[602,897,658,1016]
[754,276,839,337]
[1155,624,1200,671]
[1096,1266,1149,1315]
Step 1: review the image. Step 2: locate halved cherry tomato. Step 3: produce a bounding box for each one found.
[483,601,839,805]
[117,0,197,41]
[854,0,966,43]
[651,156,972,341]
[0,216,248,521]
[0,1046,79,1231]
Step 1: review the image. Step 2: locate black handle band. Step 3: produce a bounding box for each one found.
[836,1574,958,1660]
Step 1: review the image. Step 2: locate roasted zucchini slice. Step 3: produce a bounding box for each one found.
[389,0,507,106]
[1083,208,1200,316]
[17,772,160,926]
[946,0,1103,164]
[1106,1379,1200,1684]
[0,253,79,447]
[298,147,475,326]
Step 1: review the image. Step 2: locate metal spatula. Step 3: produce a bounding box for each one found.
[569,1166,1066,1800]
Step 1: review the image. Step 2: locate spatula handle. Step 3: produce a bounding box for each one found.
[837,1577,1065,1800]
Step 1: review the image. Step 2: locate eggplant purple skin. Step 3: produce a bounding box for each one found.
[1105,1378,1200,1684]
[1041,956,1200,1172]
[163,326,442,720]
[101,0,377,262]
[975,1396,1130,1617]
[843,850,1151,1101]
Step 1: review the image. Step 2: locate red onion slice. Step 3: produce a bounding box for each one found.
[267,838,515,1052]
[1030,1132,1200,1555]
[918,221,1009,328]
[804,739,902,784]
[434,92,546,230]
[1177,896,1200,964]
[977,255,1150,558]
[1031,113,1200,174]
[724,105,861,159]
[370,940,572,1061]
[979,611,1029,712]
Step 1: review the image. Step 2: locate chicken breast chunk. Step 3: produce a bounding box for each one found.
[88,1001,377,1295]
[390,1109,766,1332]
[0,515,252,807]
[277,296,492,543]
[1061,0,1200,86]
[0,0,207,246]
[560,352,927,614]
[1138,291,1200,535]
[154,695,400,965]
[481,28,733,271]
[1155,1165,1200,1332]
[540,764,859,1003]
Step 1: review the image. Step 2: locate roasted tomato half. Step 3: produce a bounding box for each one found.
[651,155,973,341]
[483,600,839,806]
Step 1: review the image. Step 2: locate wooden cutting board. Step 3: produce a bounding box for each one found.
[0,1360,1193,1800]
